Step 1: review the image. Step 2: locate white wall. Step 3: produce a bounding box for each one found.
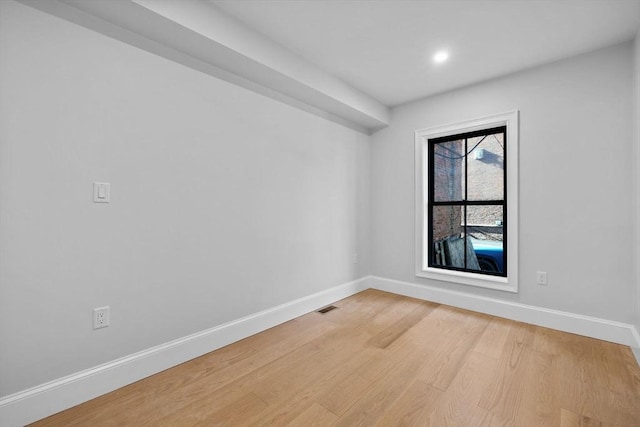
[371,43,635,323]
[0,1,370,397]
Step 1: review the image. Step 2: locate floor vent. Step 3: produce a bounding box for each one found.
[317,305,338,314]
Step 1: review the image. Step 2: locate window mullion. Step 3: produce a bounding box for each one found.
[463,137,468,270]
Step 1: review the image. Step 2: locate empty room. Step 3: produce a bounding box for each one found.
[1,0,639,425]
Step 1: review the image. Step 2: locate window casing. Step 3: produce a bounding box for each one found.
[415,111,518,292]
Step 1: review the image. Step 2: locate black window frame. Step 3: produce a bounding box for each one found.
[427,125,507,277]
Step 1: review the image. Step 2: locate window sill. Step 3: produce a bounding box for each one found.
[416,267,517,293]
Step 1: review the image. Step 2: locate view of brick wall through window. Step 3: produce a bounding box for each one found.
[432,132,504,242]
[433,139,464,240]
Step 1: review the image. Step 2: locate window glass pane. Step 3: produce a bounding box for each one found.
[433,140,464,202]
[432,205,463,242]
[466,205,505,274]
[432,205,476,270]
[466,132,504,201]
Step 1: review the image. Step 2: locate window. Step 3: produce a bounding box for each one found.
[415,111,518,292]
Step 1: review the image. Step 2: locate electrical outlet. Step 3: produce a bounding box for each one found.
[536,271,548,285]
[93,306,110,329]
[352,253,359,264]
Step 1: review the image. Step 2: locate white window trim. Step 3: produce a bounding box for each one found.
[415,111,519,293]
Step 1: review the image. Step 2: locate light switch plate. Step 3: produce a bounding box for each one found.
[93,182,110,203]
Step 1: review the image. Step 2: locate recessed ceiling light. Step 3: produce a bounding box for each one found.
[433,50,449,64]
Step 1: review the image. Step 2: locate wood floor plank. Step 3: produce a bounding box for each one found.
[514,347,558,426]
[29,290,640,427]
[473,316,513,359]
[360,294,436,338]
[367,300,438,349]
[618,345,640,385]
[152,385,250,426]
[426,350,506,426]
[408,306,491,391]
[316,289,405,328]
[477,321,536,421]
[314,366,375,416]
[373,379,442,426]
[332,346,429,427]
[560,408,604,427]
[191,392,268,427]
[247,326,367,405]
[314,309,437,419]
[554,334,640,426]
[240,351,376,425]
[285,402,338,426]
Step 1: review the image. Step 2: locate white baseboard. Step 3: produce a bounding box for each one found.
[2,275,638,427]
[631,326,640,366]
[632,346,640,366]
[365,276,640,348]
[0,277,367,427]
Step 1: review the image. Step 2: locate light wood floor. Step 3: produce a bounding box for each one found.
[31,290,640,426]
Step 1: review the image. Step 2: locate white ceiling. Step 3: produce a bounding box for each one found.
[211,0,640,107]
